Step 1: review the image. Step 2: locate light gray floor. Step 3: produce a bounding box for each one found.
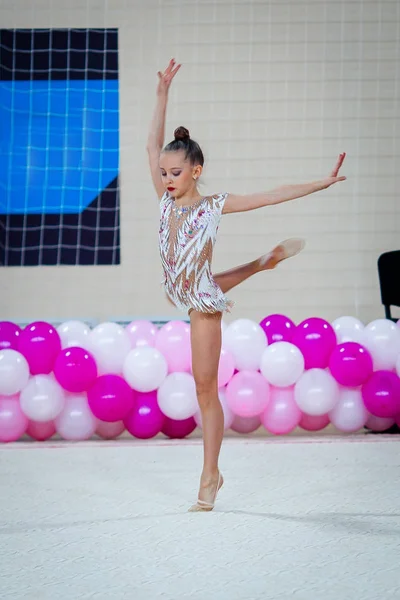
[0,436,399,600]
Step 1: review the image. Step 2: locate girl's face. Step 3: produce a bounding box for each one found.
[159,151,202,199]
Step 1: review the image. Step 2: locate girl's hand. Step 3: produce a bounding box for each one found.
[318,153,347,189]
[157,59,181,96]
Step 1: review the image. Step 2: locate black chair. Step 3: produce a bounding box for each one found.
[377,250,400,322]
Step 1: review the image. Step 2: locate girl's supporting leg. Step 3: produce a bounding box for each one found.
[188,309,225,512]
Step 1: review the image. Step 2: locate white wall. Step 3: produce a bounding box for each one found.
[1,0,399,325]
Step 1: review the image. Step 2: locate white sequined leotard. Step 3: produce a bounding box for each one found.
[158,191,233,314]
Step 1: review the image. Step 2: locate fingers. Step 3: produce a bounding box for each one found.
[330,152,346,177]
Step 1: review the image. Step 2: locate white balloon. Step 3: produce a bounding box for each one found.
[329,387,368,433]
[194,388,234,430]
[20,375,65,422]
[363,319,400,371]
[55,394,96,441]
[294,369,340,416]
[0,350,30,396]
[332,316,365,344]
[88,322,131,375]
[260,342,305,387]
[223,318,267,371]
[57,320,91,350]
[123,347,168,392]
[157,372,198,420]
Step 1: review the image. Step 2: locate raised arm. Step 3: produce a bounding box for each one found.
[147,59,181,199]
[223,153,346,214]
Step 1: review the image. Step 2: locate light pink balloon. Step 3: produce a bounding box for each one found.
[125,320,157,348]
[365,414,395,432]
[226,371,270,418]
[26,420,56,441]
[299,412,330,432]
[55,394,97,441]
[155,321,191,373]
[218,348,235,387]
[96,420,125,440]
[231,414,261,434]
[0,395,28,442]
[261,386,301,435]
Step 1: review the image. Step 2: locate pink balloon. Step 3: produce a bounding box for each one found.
[162,416,196,439]
[96,420,125,440]
[261,386,301,435]
[0,395,28,442]
[54,346,97,393]
[26,420,56,441]
[365,414,395,432]
[155,321,191,373]
[88,375,134,422]
[299,412,330,432]
[231,414,261,434]
[0,321,21,351]
[124,390,165,439]
[259,314,295,344]
[18,321,61,375]
[329,342,373,387]
[292,317,337,369]
[218,348,235,387]
[125,320,157,348]
[362,371,400,418]
[226,371,270,418]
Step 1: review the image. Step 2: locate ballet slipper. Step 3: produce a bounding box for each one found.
[188,472,224,513]
[258,238,306,270]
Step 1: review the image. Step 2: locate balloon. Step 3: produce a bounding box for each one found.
[294,369,340,416]
[292,317,337,369]
[20,375,65,422]
[299,412,330,432]
[223,319,267,371]
[18,321,61,375]
[231,414,261,434]
[0,349,30,395]
[157,372,198,420]
[26,420,56,441]
[397,353,400,378]
[55,394,97,441]
[0,321,21,351]
[217,348,235,387]
[260,342,305,387]
[363,319,400,371]
[96,420,125,440]
[331,316,365,344]
[124,390,165,439]
[125,320,157,348]
[87,374,134,422]
[329,342,373,387]
[261,386,301,435]
[226,370,270,418]
[362,371,400,418]
[259,314,295,344]
[123,347,168,392]
[162,416,196,439]
[329,387,368,433]
[54,347,97,393]
[194,388,234,430]
[87,322,131,375]
[365,414,395,432]
[155,320,191,373]
[57,320,91,350]
[0,395,28,442]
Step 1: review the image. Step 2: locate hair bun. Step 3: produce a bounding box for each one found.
[174,126,190,141]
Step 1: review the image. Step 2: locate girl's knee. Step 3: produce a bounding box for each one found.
[195,376,218,400]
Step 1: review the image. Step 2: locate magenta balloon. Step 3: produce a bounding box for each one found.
[299,412,330,432]
[259,314,295,344]
[54,347,97,393]
[362,371,400,418]
[26,420,56,441]
[162,416,196,439]
[124,390,165,439]
[0,395,28,442]
[292,317,337,369]
[88,374,134,422]
[18,321,62,375]
[329,342,373,387]
[0,322,21,351]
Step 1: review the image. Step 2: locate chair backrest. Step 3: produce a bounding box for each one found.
[377,250,400,318]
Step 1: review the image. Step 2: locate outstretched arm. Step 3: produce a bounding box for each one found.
[223,153,346,214]
[147,59,181,199]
